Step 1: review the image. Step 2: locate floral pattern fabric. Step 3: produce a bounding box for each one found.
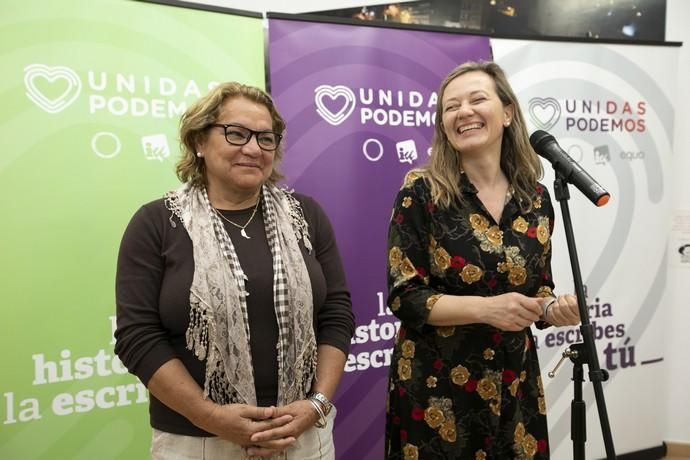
[385,171,555,460]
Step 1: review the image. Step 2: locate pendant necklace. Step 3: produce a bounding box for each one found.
[215,197,261,239]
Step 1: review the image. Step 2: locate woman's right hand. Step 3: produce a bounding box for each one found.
[479,292,543,331]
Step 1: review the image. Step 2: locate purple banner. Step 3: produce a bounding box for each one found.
[268,18,491,459]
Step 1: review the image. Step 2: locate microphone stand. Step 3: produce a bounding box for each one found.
[549,171,617,459]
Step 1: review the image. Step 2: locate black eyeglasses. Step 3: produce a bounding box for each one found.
[209,123,283,151]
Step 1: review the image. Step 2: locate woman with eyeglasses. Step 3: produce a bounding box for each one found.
[114,82,354,459]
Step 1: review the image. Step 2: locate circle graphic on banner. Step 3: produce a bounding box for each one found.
[567,144,584,162]
[91,131,122,159]
[362,138,384,162]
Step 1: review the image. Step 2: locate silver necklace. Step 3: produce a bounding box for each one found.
[214,198,261,239]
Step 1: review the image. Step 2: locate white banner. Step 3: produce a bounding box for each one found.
[493,39,677,458]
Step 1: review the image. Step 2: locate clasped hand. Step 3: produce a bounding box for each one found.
[482,292,580,331]
[199,400,319,457]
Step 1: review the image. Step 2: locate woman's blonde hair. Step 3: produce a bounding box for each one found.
[176,82,286,187]
[424,61,542,211]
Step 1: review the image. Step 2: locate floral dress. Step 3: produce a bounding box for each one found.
[385,171,555,460]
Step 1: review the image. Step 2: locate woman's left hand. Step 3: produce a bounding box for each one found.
[545,294,581,327]
[246,400,320,456]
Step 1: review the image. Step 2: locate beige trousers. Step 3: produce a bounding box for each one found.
[151,408,336,460]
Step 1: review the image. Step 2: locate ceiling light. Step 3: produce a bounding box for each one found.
[622,23,636,37]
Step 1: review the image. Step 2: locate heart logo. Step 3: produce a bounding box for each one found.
[528,97,561,131]
[24,64,82,114]
[314,85,356,126]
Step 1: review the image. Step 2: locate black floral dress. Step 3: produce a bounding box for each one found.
[385,171,555,460]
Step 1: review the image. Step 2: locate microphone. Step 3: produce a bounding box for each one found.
[529,130,610,207]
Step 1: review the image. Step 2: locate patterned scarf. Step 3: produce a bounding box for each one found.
[165,183,316,407]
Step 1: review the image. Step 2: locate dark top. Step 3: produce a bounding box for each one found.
[385,173,554,459]
[115,192,354,436]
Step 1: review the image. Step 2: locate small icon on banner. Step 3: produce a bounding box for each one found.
[528,97,561,131]
[396,139,418,164]
[593,145,610,165]
[314,85,356,126]
[142,134,171,162]
[24,63,82,114]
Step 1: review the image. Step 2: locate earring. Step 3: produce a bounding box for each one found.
[196,152,203,158]
[504,120,511,127]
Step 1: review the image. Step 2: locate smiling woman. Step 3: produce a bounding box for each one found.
[196,97,279,207]
[114,82,355,460]
[384,62,582,460]
[441,70,514,162]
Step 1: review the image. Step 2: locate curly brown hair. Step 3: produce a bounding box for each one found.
[423,61,543,212]
[176,82,286,187]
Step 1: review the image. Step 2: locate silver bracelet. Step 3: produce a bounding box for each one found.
[541,297,557,322]
[307,391,333,416]
[307,398,327,428]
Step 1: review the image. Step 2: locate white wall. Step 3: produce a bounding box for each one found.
[197,0,690,447]
[664,0,690,446]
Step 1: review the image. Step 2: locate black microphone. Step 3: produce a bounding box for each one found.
[530,130,610,207]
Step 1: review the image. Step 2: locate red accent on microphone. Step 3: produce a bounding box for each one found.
[596,194,610,207]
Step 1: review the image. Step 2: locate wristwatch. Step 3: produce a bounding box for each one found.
[308,391,333,416]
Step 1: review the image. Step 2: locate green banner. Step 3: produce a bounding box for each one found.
[0,1,264,458]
